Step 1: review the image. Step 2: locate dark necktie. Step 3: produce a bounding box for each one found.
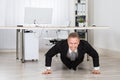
[67,51,78,61]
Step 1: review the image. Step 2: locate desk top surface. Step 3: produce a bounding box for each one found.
[0,26,109,30]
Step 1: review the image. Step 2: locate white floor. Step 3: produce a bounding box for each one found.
[0,49,120,80]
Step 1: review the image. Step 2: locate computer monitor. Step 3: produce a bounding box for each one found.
[24,7,53,24]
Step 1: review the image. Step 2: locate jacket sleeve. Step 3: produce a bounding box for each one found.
[45,41,62,67]
[83,41,100,67]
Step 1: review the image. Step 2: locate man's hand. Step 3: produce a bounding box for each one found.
[92,69,100,74]
[42,69,52,74]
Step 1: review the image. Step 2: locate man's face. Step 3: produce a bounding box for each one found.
[68,37,80,51]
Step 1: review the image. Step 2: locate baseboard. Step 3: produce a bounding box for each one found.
[0,48,120,59]
[0,48,46,53]
[0,49,16,53]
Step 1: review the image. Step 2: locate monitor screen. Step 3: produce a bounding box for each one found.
[24,7,53,24]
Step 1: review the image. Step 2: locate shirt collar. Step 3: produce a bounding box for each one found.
[69,48,77,53]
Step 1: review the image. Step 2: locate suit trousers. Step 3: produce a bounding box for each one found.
[61,56,84,69]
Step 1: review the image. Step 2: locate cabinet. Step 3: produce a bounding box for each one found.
[24,31,39,61]
[74,0,88,40]
[75,0,88,27]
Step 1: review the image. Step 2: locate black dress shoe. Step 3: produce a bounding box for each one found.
[68,67,72,70]
[72,67,76,71]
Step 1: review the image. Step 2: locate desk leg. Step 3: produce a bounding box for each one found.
[16,29,20,59]
[86,29,90,61]
[21,29,25,63]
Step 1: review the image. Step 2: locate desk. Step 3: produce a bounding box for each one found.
[0,26,109,62]
[0,26,109,30]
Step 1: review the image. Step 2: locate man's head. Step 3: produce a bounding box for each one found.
[67,32,80,51]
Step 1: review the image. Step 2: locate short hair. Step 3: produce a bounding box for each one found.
[68,32,80,39]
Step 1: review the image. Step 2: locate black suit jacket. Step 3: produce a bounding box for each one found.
[45,40,99,67]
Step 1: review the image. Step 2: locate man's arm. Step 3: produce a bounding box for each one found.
[83,40,100,74]
[45,41,62,67]
[42,41,62,74]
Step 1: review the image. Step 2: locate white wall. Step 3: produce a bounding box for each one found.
[0,30,16,49]
[2,0,119,52]
[0,0,16,50]
[0,0,24,50]
[5,0,24,26]
[87,0,94,45]
[4,0,70,26]
[93,0,120,52]
[0,0,73,50]
[0,0,6,26]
